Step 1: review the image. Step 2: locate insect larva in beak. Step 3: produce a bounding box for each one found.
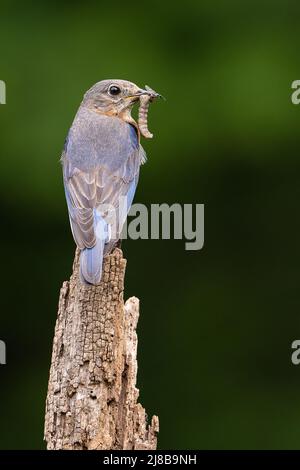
[138,94,153,139]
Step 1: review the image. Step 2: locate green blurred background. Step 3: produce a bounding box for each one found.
[0,0,300,450]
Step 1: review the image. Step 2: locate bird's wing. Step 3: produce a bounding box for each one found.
[62,110,143,250]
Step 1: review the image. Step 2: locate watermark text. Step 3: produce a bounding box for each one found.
[0,80,6,104]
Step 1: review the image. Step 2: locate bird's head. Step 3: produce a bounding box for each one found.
[82,79,161,131]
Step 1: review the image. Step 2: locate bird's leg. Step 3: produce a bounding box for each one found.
[116,238,122,249]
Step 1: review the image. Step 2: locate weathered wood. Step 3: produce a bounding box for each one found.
[44,248,158,450]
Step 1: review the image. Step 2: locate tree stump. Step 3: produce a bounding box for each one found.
[44,248,159,450]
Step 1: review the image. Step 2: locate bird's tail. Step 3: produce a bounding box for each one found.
[80,211,110,285]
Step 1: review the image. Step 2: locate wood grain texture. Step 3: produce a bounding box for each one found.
[44,248,158,450]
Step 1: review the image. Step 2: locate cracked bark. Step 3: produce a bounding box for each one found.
[44,248,159,450]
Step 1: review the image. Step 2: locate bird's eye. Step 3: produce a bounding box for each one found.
[108,85,121,96]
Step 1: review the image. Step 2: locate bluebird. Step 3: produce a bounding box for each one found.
[62,79,161,285]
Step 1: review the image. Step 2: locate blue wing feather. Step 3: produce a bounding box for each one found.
[62,108,143,284]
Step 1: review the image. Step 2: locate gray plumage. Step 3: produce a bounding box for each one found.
[62,79,156,285]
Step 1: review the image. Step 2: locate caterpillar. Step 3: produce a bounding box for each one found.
[138,85,162,139]
[138,93,154,139]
